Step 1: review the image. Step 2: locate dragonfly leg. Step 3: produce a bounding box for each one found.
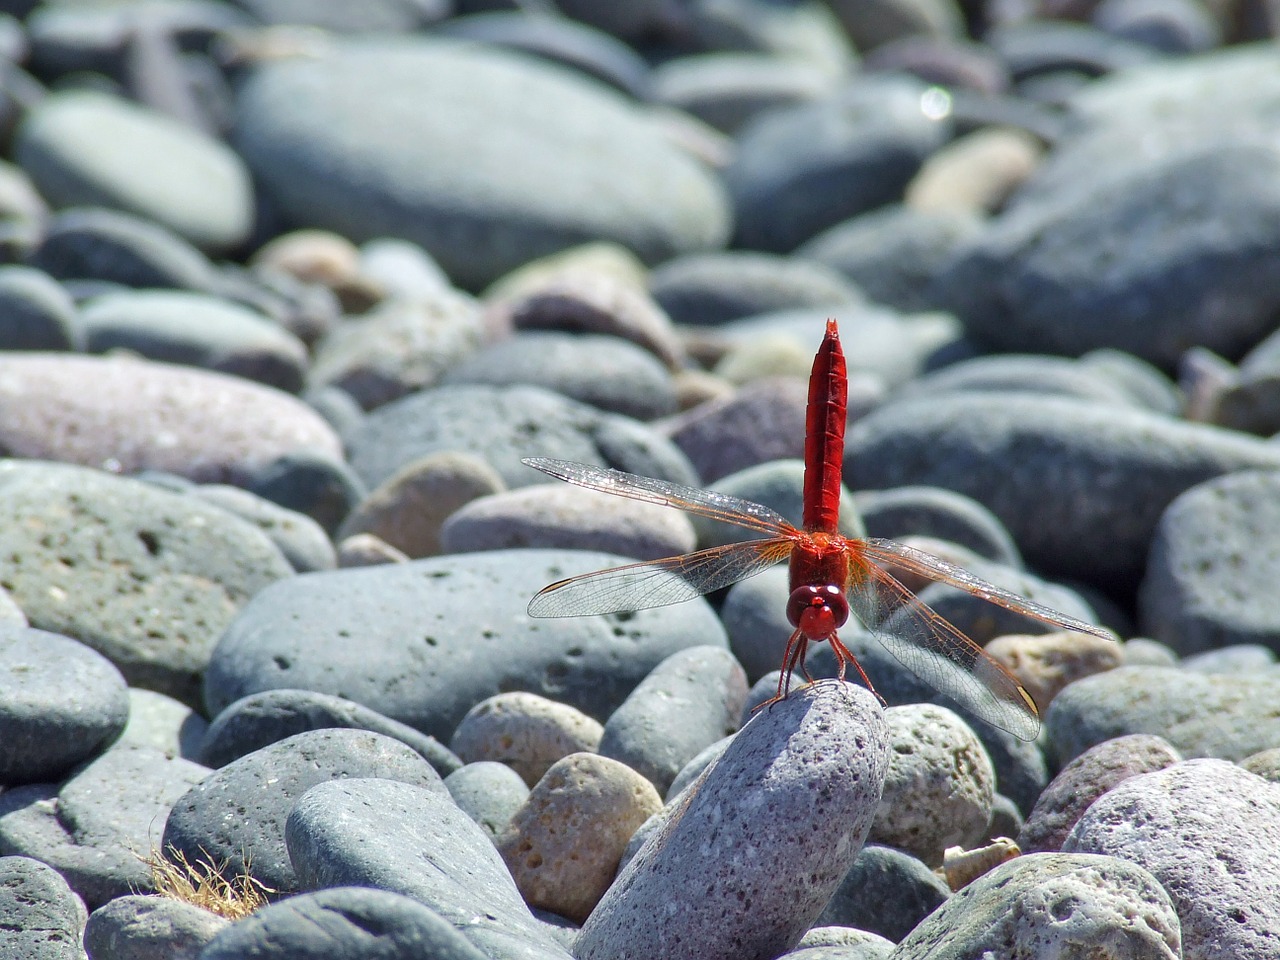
[755,630,807,711]
[830,632,887,708]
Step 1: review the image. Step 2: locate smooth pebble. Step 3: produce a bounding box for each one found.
[450,691,604,787]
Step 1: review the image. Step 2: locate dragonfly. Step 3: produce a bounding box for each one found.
[523,319,1114,740]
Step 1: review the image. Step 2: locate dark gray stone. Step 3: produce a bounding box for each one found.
[286,778,572,960]
[199,688,461,776]
[204,549,728,740]
[162,728,444,895]
[0,855,88,960]
[0,266,78,351]
[444,761,529,840]
[599,646,747,794]
[1093,0,1221,54]
[893,354,1149,409]
[245,450,367,536]
[0,744,208,907]
[233,38,728,291]
[1064,759,1279,960]
[854,485,1021,567]
[666,377,807,484]
[815,844,950,943]
[0,625,128,785]
[844,392,1280,591]
[198,886,487,960]
[85,893,227,960]
[188,484,335,574]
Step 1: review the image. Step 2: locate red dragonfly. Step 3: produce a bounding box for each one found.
[523,319,1113,740]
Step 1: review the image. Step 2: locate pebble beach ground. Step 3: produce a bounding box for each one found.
[0,1,1278,958]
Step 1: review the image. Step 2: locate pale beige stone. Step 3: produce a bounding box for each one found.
[450,691,604,787]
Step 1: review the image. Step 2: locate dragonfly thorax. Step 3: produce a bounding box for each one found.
[786,584,849,642]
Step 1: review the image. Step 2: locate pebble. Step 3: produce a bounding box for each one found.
[444,761,530,840]
[1139,470,1280,655]
[0,743,208,907]
[790,928,894,958]
[854,485,1021,567]
[0,265,78,351]
[1093,0,1221,53]
[77,289,308,393]
[829,0,964,49]
[895,352,1148,409]
[727,75,951,252]
[1064,759,1280,959]
[336,533,408,567]
[443,481,695,559]
[450,692,605,787]
[892,852,1179,959]
[845,392,1280,592]
[187,483,336,573]
[199,688,461,776]
[868,704,995,866]
[648,251,862,327]
[199,886,487,960]
[683,0,854,74]
[442,331,677,420]
[575,682,890,960]
[0,353,342,485]
[163,728,445,895]
[244,449,367,536]
[1044,666,1280,766]
[598,646,747,794]
[905,126,1044,215]
[204,549,728,741]
[121,687,207,760]
[0,856,88,960]
[234,39,728,290]
[498,752,662,924]
[982,629,1124,712]
[1241,748,1280,782]
[339,451,504,558]
[345,383,696,492]
[1019,734,1182,853]
[0,625,129,785]
[650,53,836,134]
[0,461,292,704]
[863,35,1009,94]
[84,893,227,960]
[286,778,573,960]
[15,89,253,253]
[815,844,950,942]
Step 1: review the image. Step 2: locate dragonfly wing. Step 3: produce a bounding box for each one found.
[529,538,793,618]
[861,539,1115,643]
[845,559,1042,741]
[523,458,795,537]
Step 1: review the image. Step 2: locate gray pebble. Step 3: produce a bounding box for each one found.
[0,266,78,351]
[188,484,336,573]
[854,485,1021,567]
[336,533,408,567]
[84,893,227,960]
[450,691,604,787]
[599,646,747,794]
[121,687,208,760]
[575,681,890,960]
[815,844,950,943]
[1181,644,1278,674]
[0,855,88,960]
[162,728,444,895]
[199,688,461,776]
[444,761,530,840]
[245,449,366,536]
[1064,759,1279,959]
[286,778,573,960]
[0,625,128,785]
[665,735,733,801]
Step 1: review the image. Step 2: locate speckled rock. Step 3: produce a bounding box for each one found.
[868,704,994,866]
[440,482,696,560]
[0,354,342,484]
[15,89,253,253]
[1241,747,1280,782]
[0,266,78,351]
[234,39,729,290]
[199,886,487,960]
[84,893,227,960]
[444,761,530,840]
[983,630,1123,712]
[120,688,207,760]
[0,461,292,704]
[598,646,747,794]
[0,855,88,960]
[0,744,208,907]
[339,451,504,558]
[498,752,661,924]
[0,625,129,785]
[199,688,461,776]
[1139,470,1280,656]
[163,729,444,895]
[845,392,1280,591]
[245,448,367,536]
[204,550,728,741]
[1064,759,1280,960]
[77,289,307,393]
[1020,734,1182,853]
[854,485,1021,567]
[286,778,573,960]
[1045,666,1280,766]
[789,927,894,958]
[450,692,604,787]
[892,852,1180,959]
[187,484,336,574]
[575,681,890,960]
[815,844,950,943]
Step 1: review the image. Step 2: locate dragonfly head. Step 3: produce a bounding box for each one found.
[786,584,849,642]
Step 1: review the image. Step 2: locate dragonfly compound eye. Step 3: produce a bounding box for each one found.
[786,584,850,640]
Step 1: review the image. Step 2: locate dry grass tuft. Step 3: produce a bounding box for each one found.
[143,846,274,920]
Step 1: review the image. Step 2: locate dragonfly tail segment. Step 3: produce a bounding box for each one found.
[801,318,847,536]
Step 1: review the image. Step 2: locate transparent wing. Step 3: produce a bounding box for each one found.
[528,538,794,618]
[861,539,1116,643]
[523,458,796,537]
[845,558,1043,741]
